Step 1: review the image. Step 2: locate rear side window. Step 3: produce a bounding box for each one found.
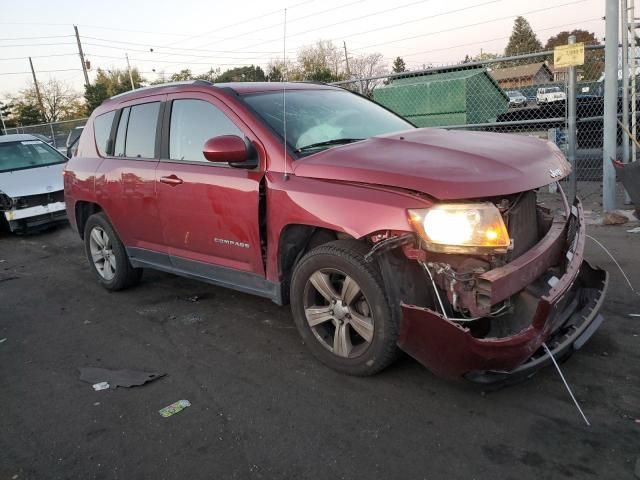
[122,102,160,159]
[169,99,242,162]
[94,111,115,156]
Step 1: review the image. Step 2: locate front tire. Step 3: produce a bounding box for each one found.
[84,212,142,291]
[290,240,400,376]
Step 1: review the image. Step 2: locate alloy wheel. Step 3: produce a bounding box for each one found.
[89,226,116,280]
[303,268,375,358]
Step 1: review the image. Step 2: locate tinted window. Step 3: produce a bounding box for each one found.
[169,99,242,162]
[114,107,130,157]
[94,111,115,156]
[125,102,160,159]
[0,140,66,173]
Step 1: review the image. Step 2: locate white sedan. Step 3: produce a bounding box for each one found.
[0,134,68,233]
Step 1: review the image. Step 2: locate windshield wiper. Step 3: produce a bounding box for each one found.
[295,138,363,153]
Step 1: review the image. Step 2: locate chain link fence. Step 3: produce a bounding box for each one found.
[333,46,610,201]
[3,118,87,153]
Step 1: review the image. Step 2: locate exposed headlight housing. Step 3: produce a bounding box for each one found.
[409,203,511,254]
[0,191,14,210]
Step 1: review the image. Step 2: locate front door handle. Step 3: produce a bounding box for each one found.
[160,175,183,186]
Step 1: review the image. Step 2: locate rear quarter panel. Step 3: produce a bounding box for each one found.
[63,115,103,233]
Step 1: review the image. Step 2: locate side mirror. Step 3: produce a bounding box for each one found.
[203,135,258,168]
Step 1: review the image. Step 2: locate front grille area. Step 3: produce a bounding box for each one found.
[16,190,65,209]
[504,190,538,259]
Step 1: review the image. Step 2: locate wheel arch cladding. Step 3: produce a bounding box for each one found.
[75,201,103,239]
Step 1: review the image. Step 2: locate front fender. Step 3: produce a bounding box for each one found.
[264,173,430,281]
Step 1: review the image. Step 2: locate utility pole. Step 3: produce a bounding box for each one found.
[566,35,577,201]
[343,41,351,79]
[602,0,619,212]
[28,57,45,120]
[0,102,7,135]
[621,0,630,178]
[125,53,135,90]
[74,25,90,88]
[631,0,637,166]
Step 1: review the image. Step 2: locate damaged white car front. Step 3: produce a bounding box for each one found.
[0,134,68,233]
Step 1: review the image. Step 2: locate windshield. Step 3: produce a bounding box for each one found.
[507,91,522,97]
[546,87,562,93]
[243,89,413,156]
[0,140,67,173]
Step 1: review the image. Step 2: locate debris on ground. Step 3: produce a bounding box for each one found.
[181,313,203,325]
[92,382,110,391]
[79,367,166,389]
[628,227,640,233]
[630,314,640,318]
[603,211,629,225]
[159,399,191,418]
[185,295,200,302]
[0,338,6,344]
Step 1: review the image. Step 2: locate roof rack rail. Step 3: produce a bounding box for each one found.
[109,80,214,100]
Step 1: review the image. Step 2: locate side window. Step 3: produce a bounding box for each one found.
[125,102,160,159]
[169,99,243,162]
[94,111,116,156]
[114,107,130,157]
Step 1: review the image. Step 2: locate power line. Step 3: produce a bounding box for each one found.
[157,0,314,51]
[191,0,367,51]
[349,0,589,51]
[0,68,82,76]
[0,34,74,41]
[0,42,76,48]
[81,36,278,54]
[396,17,602,59]
[0,52,79,61]
[340,0,502,41]
[234,0,437,52]
[77,25,194,37]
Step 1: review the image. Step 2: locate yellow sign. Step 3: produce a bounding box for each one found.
[554,42,585,68]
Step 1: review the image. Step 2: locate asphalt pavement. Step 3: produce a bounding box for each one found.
[0,223,638,480]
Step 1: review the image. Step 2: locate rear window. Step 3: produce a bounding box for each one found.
[0,140,67,173]
[94,111,115,156]
[118,102,160,159]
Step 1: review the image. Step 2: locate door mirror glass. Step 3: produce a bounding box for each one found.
[203,135,257,168]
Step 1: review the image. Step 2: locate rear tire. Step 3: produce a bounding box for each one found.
[290,240,400,376]
[84,212,142,291]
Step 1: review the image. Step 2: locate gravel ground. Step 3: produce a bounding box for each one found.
[0,222,638,480]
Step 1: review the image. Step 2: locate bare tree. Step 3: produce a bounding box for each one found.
[349,53,387,97]
[297,40,346,82]
[38,79,84,122]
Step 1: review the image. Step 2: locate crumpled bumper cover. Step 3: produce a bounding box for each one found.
[397,197,608,383]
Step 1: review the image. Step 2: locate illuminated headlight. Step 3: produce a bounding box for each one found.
[408,203,511,254]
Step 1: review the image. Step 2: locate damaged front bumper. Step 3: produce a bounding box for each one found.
[3,201,67,232]
[397,198,608,382]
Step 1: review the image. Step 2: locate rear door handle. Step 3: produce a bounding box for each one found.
[160,175,183,186]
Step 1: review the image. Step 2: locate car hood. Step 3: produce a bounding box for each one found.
[0,163,66,198]
[292,129,570,200]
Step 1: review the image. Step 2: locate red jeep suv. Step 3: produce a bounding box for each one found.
[64,80,607,382]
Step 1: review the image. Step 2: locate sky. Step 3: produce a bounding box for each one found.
[0,0,606,96]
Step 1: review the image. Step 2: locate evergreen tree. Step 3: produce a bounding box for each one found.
[392,56,406,73]
[505,17,543,58]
